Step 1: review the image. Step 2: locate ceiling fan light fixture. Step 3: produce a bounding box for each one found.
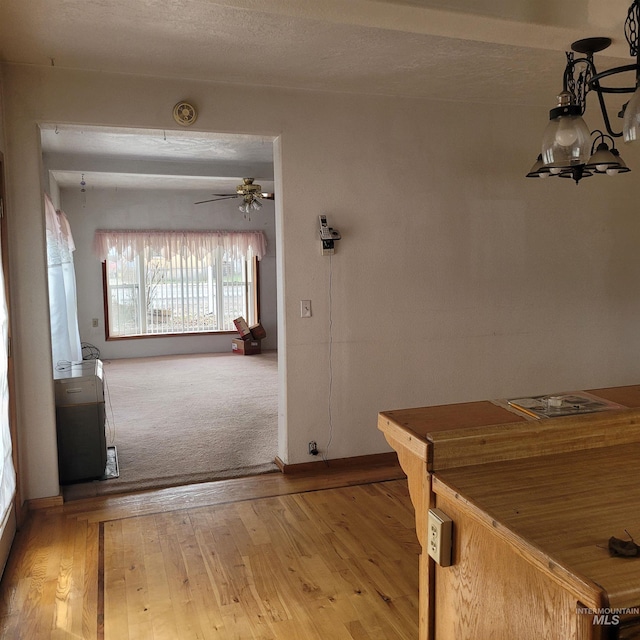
[236,177,262,196]
[195,177,274,211]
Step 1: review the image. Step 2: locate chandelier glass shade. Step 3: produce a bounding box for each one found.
[609,148,631,174]
[585,141,622,171]
[528,0,640,183]
[529,130,628,183]
[623,85,640,141]
[526,154,552,178]
[540,93,592,169]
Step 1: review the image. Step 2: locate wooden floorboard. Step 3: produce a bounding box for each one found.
[0,462,418,639]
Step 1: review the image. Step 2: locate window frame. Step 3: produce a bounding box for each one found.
[101,255,260,341]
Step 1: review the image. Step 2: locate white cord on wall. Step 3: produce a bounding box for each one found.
[323,253,334,463]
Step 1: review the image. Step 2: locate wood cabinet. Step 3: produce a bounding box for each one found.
[379,385,640,640]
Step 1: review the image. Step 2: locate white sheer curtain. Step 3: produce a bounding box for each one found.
[0,225,16,537]
[45,193,82,368]
[93,229,267,262]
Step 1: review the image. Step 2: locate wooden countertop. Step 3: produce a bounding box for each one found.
[381,385,640,441]
[587,384,640,408]
[433,442,640,610]
[379,400,528,440]
[379,384,640,470]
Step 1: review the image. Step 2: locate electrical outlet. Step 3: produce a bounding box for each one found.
[92,318,99,328]
[427,508,453,567]
[308,441,318,456]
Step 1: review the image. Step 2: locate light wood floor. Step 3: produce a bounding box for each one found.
[0,463,419,639]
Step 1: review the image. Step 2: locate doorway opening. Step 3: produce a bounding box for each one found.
[40,124,281,498]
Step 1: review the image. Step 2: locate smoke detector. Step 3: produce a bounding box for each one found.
[172,101,198,126]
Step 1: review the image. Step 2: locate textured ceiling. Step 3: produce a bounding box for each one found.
[4,0,637,188]
[40,125,276,191]
[40,127,274,163]
[1,0,634,103]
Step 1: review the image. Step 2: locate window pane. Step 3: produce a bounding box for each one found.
[107,251,141,336]
[105,239,257,338]
[222,253,248,331]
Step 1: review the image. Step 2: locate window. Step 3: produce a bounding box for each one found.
[0,181,16,546]
[94,230,266,339]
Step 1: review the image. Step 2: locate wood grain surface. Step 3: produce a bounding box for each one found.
[378,385,640,640]
[433,490,607,640]
[0,464,417,639]
[434,442,640,610]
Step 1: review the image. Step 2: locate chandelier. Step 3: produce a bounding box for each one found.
[527,0,640,183]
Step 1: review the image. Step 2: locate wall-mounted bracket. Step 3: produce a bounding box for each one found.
[319,215,341,255]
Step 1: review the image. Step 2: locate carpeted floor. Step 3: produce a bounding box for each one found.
[63,351,279,500]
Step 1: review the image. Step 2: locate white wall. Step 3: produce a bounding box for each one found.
[58,186,277,359]
[3,63,640,500]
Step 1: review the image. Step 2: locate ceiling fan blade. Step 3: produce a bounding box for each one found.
[260,193,275,200]
[194,195,238,205]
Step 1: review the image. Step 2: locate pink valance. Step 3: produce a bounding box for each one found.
[93,229,267,262]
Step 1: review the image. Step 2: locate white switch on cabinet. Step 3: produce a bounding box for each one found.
[300,300,312,318]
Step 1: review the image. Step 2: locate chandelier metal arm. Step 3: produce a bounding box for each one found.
[568,55,639,138]
[589,129,615,154]
[587,61,640,138]
[627,0,640,57]
[588,64,639,92]
[574,0,640,138]
[562,54,592,114]
[592,79,624,138]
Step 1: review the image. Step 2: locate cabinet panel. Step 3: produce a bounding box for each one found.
[433,492,599,640]
[56,403,107,484]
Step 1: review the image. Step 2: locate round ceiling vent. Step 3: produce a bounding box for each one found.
[172,101,198,126]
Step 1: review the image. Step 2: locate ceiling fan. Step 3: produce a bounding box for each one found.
[195,178,274,214]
